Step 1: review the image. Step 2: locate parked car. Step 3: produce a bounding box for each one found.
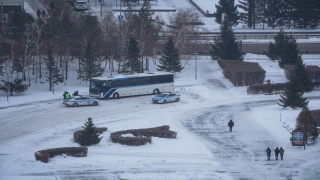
[152,93,180,104]
[63,96,100,107]
[74,0,88,11]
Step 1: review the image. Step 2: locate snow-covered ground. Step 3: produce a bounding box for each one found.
[1,1,320,180]
[0,53,320,180]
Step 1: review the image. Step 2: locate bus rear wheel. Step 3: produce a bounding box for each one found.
[153,89,160,95]
[113,93,119,99]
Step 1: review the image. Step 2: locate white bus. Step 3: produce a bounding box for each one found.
[89,72,174,99]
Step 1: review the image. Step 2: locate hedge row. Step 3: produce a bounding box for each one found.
[283,65,320,82]
[35,147,88,163]
[247,81,320,94]
[110,125,177,146]
[218,60,266,87]
[247,83,286,94]
[73,127,108,144]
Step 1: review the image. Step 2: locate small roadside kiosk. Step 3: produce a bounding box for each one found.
[292,130,306,150]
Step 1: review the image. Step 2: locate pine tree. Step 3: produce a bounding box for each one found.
[122,35,142,74]
[280,0,294,29]
[79,117,102,146]
[264,0,283,29]
[77,44,104,82]
[138,1,155,27]
[45,46,64,91]
[254,0,267,29]
[290,0,320,29]
[157,36,182,73]
[209,18,243,61]
[0,64,4,76]
[267,29,300,68]
[293,55,313,93]
[5,9,34,40]
[0,78,29,96]
[295,106,319,143]
[213,0,240,27]
[238,0,253,28]
[278,73,309,109]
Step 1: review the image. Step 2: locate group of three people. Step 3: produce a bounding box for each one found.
[266,147,284,160]
[227,120,285,161]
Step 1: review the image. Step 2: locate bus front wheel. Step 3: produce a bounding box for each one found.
[113,93,119,99]
[153,89,160,95]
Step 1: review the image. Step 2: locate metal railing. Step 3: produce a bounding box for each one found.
[157,31,320,41]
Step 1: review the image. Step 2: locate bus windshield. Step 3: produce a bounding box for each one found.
[90,79,112,92]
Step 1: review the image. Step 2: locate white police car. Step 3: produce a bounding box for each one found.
[63,96,100,107]
[152,93,180,104]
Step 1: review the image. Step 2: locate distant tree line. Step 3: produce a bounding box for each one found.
[214,0,320,29]
[1,0,318,96]
[0,0,189,95]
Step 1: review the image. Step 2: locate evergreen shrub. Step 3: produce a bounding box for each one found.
[73,127,107,144]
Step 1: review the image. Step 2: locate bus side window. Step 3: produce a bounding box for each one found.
[121,80,127,87]
[113,81,120,87]
[154,77,159,84]
[91,82,95,88]
[127,79,135,86]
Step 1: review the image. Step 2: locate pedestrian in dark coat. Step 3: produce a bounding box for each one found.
[266,147,271,160]
[274,147,279,160]
[41,10,45,18]
[279,147,284,160]
[37,9,41,18]
[227,119,234,132]
[63,91,67,99]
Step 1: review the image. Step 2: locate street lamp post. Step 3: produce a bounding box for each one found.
[146,57,149,72]
[194,53,198,80]
[53,78,54,95]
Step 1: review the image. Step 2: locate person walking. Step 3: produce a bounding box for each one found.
[37,9,41,18]
[266,147,271,160]
[227,119,234,132]
[279,147,284,160]
[274,147,279,160]
[41,10,46,18]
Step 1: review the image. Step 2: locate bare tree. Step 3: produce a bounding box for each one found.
[166,8,206,58]
[43,0,75,85]
[100,7,124,75]
[21,21,37,85]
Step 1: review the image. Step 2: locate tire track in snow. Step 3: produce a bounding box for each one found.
[182,103,281,179]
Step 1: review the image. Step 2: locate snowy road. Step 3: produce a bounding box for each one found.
[1,59,320,180]
[2,93,318,180]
